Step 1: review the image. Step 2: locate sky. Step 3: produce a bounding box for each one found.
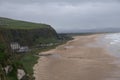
[0,0,120,33]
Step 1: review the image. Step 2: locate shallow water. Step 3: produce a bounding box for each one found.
[101,33,120,57]
[98,33,120,80]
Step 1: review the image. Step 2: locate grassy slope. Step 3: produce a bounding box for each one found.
[0,17,49,29]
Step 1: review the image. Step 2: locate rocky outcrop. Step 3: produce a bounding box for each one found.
[4,65,13,74]
[17,69,26,80]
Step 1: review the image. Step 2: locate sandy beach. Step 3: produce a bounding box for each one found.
[34,34,120,80]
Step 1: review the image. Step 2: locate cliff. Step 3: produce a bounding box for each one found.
[0,17,58,46]
[0,17,59,80]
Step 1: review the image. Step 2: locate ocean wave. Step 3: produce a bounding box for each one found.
[102,33,120,57]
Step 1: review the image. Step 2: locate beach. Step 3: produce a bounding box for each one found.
[34,34,120,80]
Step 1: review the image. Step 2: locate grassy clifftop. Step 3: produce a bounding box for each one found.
[0,17,50,29]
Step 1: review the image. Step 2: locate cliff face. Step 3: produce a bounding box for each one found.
[0,27,58,46]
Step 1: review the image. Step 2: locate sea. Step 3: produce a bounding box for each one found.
[101,33,120,57]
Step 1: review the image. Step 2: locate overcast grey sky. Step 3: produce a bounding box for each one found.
[0,0,120,32]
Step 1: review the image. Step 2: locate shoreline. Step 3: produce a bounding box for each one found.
[34,34,120,80]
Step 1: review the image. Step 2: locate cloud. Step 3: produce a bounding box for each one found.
[0,0,120,32]
[1,0,120,4]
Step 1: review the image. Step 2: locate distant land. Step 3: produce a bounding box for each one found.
[59,27,120,34]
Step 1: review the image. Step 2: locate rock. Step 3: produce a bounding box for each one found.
[4,65,13,74]
[4,66,10,74]
[17,69,26,80]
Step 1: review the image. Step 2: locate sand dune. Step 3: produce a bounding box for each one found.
[34,34,120,80]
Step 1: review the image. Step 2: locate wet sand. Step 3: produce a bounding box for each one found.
[34,34,120,80]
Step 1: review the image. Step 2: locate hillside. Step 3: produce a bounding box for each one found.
[0,17,59,80]
[0,17,50,29]
[0,17,58,46]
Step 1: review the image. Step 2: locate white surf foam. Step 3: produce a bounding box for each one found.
[102,33,120,57]
[104,33,120,45]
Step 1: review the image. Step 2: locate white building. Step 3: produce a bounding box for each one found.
[10,42,29,53]
[10,42,20,50]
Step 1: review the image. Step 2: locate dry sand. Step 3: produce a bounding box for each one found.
[34,34,120,80]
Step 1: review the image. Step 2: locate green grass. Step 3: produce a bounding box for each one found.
[20,52,39,75]
[0,17,50,29]
[7,68,18,80]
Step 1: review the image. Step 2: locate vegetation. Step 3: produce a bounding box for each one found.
[0,17,58,47]
[20,52,39,75]
[0,43,6,62]
[0,17,50,29]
